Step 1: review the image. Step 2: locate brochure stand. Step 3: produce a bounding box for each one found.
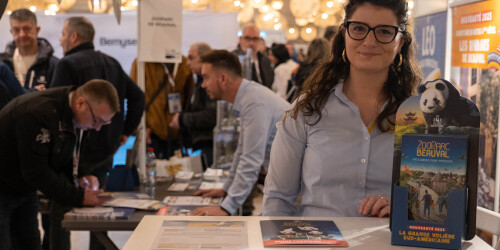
[212,100,240,169]
[392,186,466,249]
[390,79,480,249]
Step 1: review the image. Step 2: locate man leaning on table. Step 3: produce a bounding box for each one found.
[0,79,118,249]
[190,50,290,216]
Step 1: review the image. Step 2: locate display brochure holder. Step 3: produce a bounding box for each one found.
[390,79,480,249]
[212,100,240,169]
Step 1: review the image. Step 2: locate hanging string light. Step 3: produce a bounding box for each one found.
[183,0,209,11]
[295,17,309,26]
[58,0,77,10]
[210,0,244,13]
[238,2,254,23]
[270,0,283,10]
[300,24,318,41]
[88,0,108,13]
[290,0,320,19]
[249,0,267,9]
[286,27,299,40]
[8,0,45,12]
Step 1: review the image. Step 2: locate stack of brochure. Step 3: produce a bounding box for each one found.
[64,207,135,220]
[203,168,227,181]
[104,198,164,210]
[198,181,224,190]
[175,171,194,181]
[162,196,222,206]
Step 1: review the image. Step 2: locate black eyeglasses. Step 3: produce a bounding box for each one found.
[345,21,404,44]
[85,99,112,126]
[242,36,260,42]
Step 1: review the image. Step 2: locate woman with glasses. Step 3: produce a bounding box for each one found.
[262,0,421,217]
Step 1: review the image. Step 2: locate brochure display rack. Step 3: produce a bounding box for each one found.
[212,100,240,169]
[390,79,480,249]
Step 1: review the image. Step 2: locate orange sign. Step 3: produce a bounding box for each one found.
[451,0,500,69]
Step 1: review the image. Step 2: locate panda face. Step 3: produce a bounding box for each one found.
[419,80,449,113]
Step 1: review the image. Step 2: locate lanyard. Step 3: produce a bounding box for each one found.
[162,63,179,88]
[72,129,84,182]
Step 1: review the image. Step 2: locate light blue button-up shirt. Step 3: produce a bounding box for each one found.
[262,81,394,217]
[221,79,291,215]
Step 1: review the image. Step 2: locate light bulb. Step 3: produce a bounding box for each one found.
[271,0,283,10]
[49,4,60,12]
[408,1,414,9]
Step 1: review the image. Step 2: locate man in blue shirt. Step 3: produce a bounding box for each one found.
[190,50,290,216]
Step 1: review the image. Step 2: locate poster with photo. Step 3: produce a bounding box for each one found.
[450,0,500,210]
[400,134,468,223]
[414,11,447,83]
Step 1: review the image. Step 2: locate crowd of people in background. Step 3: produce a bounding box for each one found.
[0,0,420,249]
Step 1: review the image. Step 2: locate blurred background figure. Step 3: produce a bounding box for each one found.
[130,57,193,160]
[0,60,25,111]
[233,23,274,89]
[294,38,331,96]
[324,25,339,46]
[268,43,298,100]
[3,8,58,91]
[170,42,216,168]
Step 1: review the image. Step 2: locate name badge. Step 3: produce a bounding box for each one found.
[168,93,182,113]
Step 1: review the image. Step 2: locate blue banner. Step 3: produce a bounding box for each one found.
[414,11,447,83]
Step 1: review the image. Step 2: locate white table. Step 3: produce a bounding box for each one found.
[123,216,493,249]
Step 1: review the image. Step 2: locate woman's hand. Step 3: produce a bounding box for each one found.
[359,194,391,217]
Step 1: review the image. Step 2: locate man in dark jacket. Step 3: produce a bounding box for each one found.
[3,8,58,90]
[0,60,25,98]
[233,24,274,89]
[0,79,118,250]
[50,16,145,250]
[170,42,216,168]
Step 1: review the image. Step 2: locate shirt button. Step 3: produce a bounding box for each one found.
[359,180,364,185]
[364,136,369,141]
[361,158,366,163]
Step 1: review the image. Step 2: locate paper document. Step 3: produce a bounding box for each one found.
[151,220,248,249]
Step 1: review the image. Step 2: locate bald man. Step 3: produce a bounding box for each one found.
[233,24,274,89]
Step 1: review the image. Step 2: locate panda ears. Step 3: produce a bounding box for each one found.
[418,85,427,94]
[435,82,446,91]
[418,81,446,94]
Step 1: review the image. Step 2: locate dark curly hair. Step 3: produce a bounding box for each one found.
[290,0,422,132]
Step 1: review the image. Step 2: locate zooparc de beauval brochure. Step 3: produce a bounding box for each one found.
[260,220,348,247]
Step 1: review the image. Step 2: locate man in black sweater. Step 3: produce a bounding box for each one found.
[169,42,216,168]
[50,16,145,250]
[0,80,118,249]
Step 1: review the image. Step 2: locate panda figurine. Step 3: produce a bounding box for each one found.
[418,79,479,134]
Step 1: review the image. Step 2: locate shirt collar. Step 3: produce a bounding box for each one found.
[233,78,250,112]
[333,79,348,103]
